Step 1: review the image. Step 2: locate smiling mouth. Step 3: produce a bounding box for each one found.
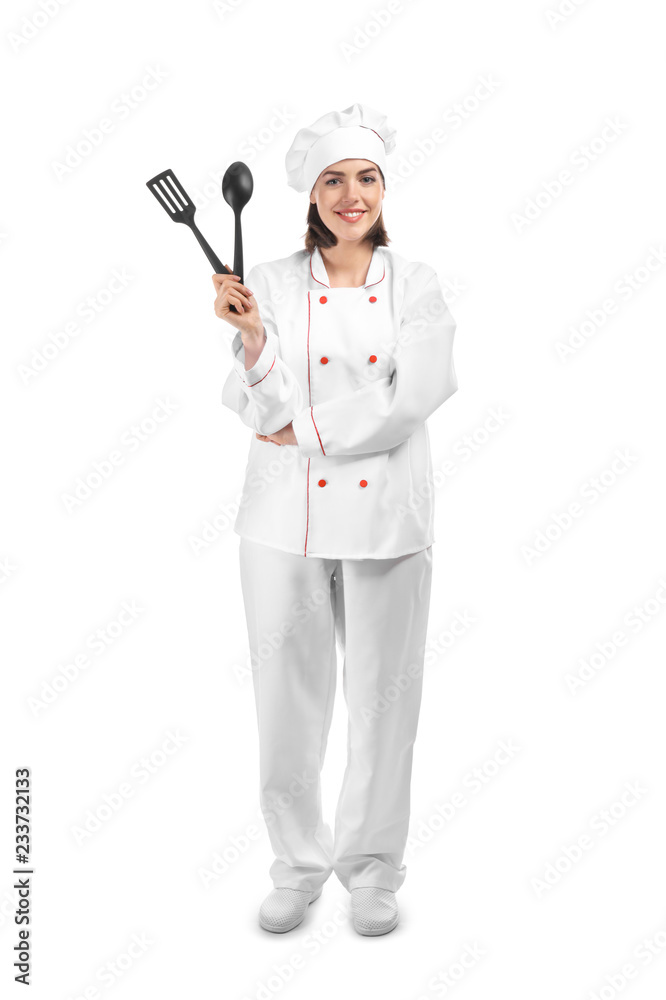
[334,210,367,219]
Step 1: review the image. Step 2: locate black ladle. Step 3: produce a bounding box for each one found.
[222,162,253,284]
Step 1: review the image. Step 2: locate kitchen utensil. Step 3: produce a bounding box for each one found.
[146,167,240,313]
[222,161,253,283]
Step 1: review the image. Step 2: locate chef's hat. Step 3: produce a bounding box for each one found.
[285,102,397,194]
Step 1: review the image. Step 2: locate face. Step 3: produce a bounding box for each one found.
[309,158,385,243]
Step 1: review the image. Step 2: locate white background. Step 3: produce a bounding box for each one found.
[2,0,665,997]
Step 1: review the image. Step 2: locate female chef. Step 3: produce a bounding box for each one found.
[214,103,458,936]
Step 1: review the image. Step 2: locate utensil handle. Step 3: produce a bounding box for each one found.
[189,221,239,314]
[233,213,244,284]
[189,220,229,273]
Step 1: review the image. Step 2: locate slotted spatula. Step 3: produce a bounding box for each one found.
[146,168,240,314]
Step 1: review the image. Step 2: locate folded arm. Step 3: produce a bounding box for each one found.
[292,267,458,457]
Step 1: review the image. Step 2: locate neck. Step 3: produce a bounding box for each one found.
[319,240,374,287]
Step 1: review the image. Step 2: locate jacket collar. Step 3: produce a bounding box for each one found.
[309,244,385,290]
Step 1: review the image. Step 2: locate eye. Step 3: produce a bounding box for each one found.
[325,176,376,185]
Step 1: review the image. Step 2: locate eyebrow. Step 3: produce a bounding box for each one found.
[321,167,379,177]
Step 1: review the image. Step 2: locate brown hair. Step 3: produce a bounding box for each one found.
[303,168,390,254]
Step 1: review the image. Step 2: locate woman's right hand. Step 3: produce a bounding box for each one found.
[212,266,264,338]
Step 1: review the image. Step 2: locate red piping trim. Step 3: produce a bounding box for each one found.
[365,258,386,289]
[241,353,276,386]
[306,292,312,401]
[360,125,384,144]
[303,293,312,555]
[310,409,325,454]
[310,253,329,288]
[304,458,310,556]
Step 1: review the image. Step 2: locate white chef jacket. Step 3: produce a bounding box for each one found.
[221,244,458,559]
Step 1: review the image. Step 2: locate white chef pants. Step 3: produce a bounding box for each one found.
[237,537,433,894]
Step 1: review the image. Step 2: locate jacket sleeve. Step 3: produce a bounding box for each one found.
[220,264,304,435]
[292,266,458,457]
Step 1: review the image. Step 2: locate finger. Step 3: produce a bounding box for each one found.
[213,275,240,294]
[221,277,253,296]
[228,289,254,311]
[232,289,254,310]
[223,267,247,288]
[221,280,250,303]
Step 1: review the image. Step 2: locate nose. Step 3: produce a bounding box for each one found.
[337,179,368,203]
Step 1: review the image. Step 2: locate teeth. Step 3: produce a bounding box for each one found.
[338,211,364,217]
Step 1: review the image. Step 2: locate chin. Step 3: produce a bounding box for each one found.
[328,217,374,239]
[337,227,368,241]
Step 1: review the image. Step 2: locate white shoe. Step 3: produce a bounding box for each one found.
[350,887,399,936]
[258,887,323,933]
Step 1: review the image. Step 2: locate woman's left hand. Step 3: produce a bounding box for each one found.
[255,421,298,446]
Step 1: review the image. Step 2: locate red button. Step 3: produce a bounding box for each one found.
[359,480,368,488]
[369,296,377,303]
[320,356,328,364]
[319,295,327,304]
[318,479,327,487]
[369,355,377,363]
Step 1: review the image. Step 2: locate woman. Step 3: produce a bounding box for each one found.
[214,103,458,936]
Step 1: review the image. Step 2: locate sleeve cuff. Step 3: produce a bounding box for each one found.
[231,328,276,386]
[293,406,325,457]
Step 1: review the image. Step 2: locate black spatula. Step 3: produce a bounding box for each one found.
[146,168,240,313]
